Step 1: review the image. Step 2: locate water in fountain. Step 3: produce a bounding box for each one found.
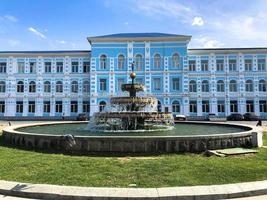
[87,64,174,133]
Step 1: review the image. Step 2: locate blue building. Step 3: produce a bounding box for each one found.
[0,33,266,119]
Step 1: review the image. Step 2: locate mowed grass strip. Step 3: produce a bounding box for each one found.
[0,132,266,188]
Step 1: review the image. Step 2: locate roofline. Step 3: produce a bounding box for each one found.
[0,50,91,56]
[188,47,267,54]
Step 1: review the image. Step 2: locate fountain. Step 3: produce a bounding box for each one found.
[87,63,174,132]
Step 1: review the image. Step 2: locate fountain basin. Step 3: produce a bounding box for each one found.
[2,121,263,154]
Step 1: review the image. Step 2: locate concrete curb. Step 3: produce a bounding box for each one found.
[0,180,267,200]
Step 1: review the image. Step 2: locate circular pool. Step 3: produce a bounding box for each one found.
[2,121,262,154]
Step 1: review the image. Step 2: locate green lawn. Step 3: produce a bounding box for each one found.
[0,132,266,188]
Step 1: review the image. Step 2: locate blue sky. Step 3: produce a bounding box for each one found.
[1,0,267,50]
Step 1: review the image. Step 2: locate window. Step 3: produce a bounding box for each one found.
[229,59,237,71]
[259,80,267,92]
[217,80,225,92]
[244,59,252,71]
[17,81,24,93]
[71,101,78,113]
[172,53,180,68]
[83,81,90,93]
[201,80,209,92]
[55,101,62,113]
[216,60,224,71]
[56,62,63,73]
[44,62,52,73]
[201,60,208,71]
[246,100,254,112]
[29,62,36,73]
[43,101,50,113]
[135,54,142,70]
[0,81,5,93]
[157,100,162,112]
[18,62,25,73]
[189,80,197,92]
[230,100,238,113]
[172,101,180,113]
[16,101,23,113]
[0,63,7,73]
[245,80,253,92]
[56,81,63,93]
[189,60,196,71]
[83,61,90,73]
[100,55,107,69]
[71,81,78,93]
[99,101,106,112]
[117,78,124,91]
[118,55,125,70]
[83,101,90,113]
[229,80,237,92]
[202,100,209,113]
[135,78,143,84]
[154,54,161,69]
[258,59,266,71]
[29,81,36,93]
[260,100,267,113]
[44,81,51,93]
[99,79,107,91]
[28,101,35,113]
[153,78,161,91]
[0,101,5,113]
[71,61,79,73]
[189,100,197,113]
[217,101,225,113]
[172,78,180,91]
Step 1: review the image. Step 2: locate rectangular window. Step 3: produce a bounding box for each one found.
[56,62,63,73]
[201,60,208,71]
[29,62,36,73]
[71,101,78,113]
[0,101,5,113]
[0,63,7,73]
[202,101,209,113]
[260,100,267,112]
[16,101,23,113]
[258,59,266,71]
[244,59,252,71]
[83,101,90,113]
[189,60,196,71]
[216,60,224,71]
[229,59,237,71]
[230,100,238,113]
[172,78,180,91]
[28,101,35,113]
[55,101,62,113]
[153,78,161,91]
[246,100,254,112]
[44,62,52,73]
[99,79,107,91]
[117,78,124,91]
[217,101,225,113]
[43,101,50,113]
[83,61,90,73]
[189,100,197,113]
[18,62,25,73]
[72,61,79,73]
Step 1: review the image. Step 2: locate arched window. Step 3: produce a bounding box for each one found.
[100,55,107,69]
[135,54,142,70]
[189,80,197,92]
[217,80,225,92]
[172,100,180,113]
[29,81,36,93]
[157,100,162,112]
[71,81,78,93]
[201,80,209,92]
[154,54,161,69]
[99,101,106,112]
[56,81,63,93]
[83,81,90,93]
[259,79,267,92]
[118,55,125,69]
[17,81,24,93]
[172,53,180,68]
[44,81,51,93]
[245,80,253,92]
[229,80,237,92]
[0,81,6,93]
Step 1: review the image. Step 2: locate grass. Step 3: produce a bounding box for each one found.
[0,128,266,188]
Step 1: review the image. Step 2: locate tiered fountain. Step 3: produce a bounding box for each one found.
[87,63,174,132]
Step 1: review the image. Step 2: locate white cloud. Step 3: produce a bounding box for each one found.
[56,40,66,44]
[192,17,204,26]
[4,15,18,22]
[124,22,129,26]
[191,36,224,48]
[8,39,20,47]
[28,27,46,39]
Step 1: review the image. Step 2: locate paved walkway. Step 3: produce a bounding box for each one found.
[0,195,39,199]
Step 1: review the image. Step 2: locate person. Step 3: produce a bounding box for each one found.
[256,119,262,126]
[62,113,65,120]
[8,121,11,126]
